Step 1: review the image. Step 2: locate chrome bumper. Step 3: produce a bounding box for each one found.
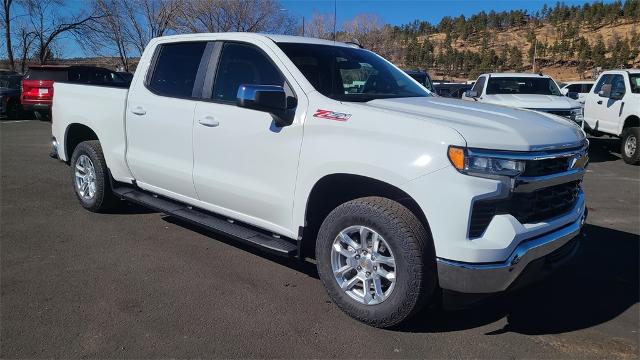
[437,203,587,294]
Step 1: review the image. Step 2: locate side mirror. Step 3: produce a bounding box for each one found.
[566,91,579,100]
[236,84,295,127]
[598,84,611,98]
[464,90,479,98]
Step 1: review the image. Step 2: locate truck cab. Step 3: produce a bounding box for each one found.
[583,69,640,164]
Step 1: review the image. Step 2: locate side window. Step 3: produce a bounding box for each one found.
[212,42,284,102]
[582,83,593,93]
[148,42,207,98]
[610,74,626,95]
[593,74,611,93]
[472,76,485,94]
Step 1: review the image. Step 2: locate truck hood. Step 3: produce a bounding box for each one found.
[364,97,585,151]
[482,94,580,110]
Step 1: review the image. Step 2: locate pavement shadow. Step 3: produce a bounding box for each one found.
[161,215,320,279]
[398,224,639,335]
[588,136,622,163]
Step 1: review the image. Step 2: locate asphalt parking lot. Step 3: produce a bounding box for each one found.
[1,120,638,359]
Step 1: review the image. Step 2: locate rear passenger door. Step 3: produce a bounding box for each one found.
[191,41,305,236]
[126,41,211,199]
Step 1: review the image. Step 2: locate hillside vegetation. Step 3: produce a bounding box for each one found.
[388,1,640,81]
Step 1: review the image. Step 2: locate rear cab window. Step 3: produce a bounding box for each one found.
[25,69,68,81]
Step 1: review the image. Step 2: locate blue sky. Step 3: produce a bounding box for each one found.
[60,0,612,58]
[280,0,610,26]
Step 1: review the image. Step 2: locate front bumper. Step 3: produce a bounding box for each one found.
[436,204,586,294]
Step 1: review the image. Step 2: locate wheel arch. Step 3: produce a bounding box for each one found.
[300,173,431,259]
[623,115,639,131]
[64,123,99,163]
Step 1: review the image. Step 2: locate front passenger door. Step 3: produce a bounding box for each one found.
[192,41,305,236]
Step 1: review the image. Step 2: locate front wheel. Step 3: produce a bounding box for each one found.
[316,197,436,328]
[70,140,118,212]
[621,127,639,165]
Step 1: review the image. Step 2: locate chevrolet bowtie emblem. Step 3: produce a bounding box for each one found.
[570,153,589,169]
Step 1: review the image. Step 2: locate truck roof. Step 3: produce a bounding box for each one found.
[150,32,355,48]
[480,72,551,78]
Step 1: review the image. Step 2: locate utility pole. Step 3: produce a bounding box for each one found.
[532,38,537,73]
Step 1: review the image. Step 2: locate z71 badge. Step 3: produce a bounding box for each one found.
[313,109,352,121]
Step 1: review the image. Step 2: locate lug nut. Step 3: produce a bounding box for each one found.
[362,250,368,255]
[373,266,377,271]
[371,255,375,260]
[366,271,371,277]
[355,255,360,260]
[357,266,362,270]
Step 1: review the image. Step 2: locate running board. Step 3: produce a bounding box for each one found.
[112,185,298,257]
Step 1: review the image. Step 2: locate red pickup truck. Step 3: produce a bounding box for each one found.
[21,65,129,120]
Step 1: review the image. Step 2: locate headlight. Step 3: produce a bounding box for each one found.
[448,146,525,177]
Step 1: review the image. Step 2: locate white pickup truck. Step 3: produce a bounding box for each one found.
[462,72,584,125]
[583,69,640,164]
[51,33,588,328]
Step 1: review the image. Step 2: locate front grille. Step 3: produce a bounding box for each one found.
[469,181,581,238]
[522,157,570,177]
[545,109,572,118]
[510,181,580,223]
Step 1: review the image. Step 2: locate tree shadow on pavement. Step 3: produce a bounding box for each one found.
[588,136,622,163]
[399,224,639,335]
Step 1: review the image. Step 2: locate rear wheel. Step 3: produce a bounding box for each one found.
[70,140,118,212]
[316,196,436,328]
[621,127,639,165]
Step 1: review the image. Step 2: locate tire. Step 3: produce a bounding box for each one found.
[315,196,436,328]
[620,127,640,165]
[70,140,118,212]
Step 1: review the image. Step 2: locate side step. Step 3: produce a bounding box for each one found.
[112,185,298,257]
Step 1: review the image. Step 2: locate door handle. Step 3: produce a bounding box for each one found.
[131,106,146,115]
[198,116,219,127]
[597,100,603,105]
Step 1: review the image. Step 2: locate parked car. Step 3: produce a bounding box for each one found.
[433,82,472,98]
[51,33,588,328]
[22,65,129,121]
[560,81,594,105]
[462,72,584,125]
[0,73,23,119]
[116,71,134,82]
[583,69,640,164]
[404,70,435,92]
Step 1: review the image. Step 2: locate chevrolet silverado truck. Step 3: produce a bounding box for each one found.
[583,69,640,165]
[51,33,588,328]
[462,72,584,125]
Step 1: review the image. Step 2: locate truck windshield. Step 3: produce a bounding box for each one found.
[630,74,640,94]
[486,77,562,96]
[277,42,430,102]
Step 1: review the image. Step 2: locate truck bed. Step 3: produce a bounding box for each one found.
[51,82,132,182]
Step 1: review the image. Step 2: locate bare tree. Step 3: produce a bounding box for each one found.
[123,0,179,55]
[304,12,334,39]
[23,0,101,64]
[341,14,384,48]
[174,0,296,34]
[15,23,35,73]
[84,0,131,71]
[2,0,15,70]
